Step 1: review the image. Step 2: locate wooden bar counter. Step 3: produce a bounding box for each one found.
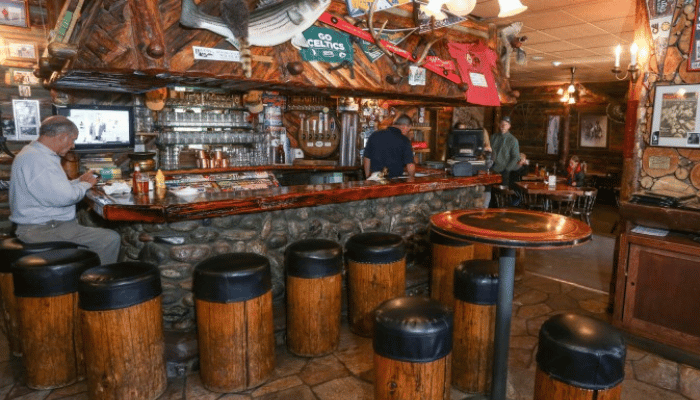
[83,168,499,334]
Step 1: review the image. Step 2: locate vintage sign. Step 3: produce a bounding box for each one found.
[688,0,700,70]
[647,0,677,73]
[299,27,354,63]
[193,46,241,62]
[408,66,426,85]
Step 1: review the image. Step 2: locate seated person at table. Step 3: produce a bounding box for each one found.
[9,116,121,264]
[566,155,586,187]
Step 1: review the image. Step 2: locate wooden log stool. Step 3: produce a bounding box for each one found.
[79,262,166,400]
[534,313,626,400]
[0,238,80,357]
[285,239,343,357]
[345,232,406,337]
[374,296,453,400]
[429,229,493,307]
[12,248,100,389]
[193,253,275,393]
[451,259,498,394]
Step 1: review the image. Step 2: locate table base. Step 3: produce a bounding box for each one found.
[492,247,516,400]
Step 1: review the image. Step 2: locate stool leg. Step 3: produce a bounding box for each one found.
[491,247,516,400]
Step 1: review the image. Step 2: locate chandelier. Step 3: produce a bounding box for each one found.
[557,67,578,105]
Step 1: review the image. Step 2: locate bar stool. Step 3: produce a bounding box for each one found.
[194,253,275,392]
[0,238,80,356]
[13,248,100,389]
[285,239,343,357]
[374,296,453,400]
[534,313,626,400]
[345,232,406,337]
[429,229,493,307]
[79,262,166,400]
[452,259,498,394]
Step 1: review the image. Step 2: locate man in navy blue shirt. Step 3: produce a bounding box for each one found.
[363,114,415,179]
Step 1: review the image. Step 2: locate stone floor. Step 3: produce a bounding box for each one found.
[1,272,700,400]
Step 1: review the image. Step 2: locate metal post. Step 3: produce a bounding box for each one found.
[491,247,516,400]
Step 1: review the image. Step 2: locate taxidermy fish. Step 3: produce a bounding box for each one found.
[221,0,251,77]
[180,0,331,50]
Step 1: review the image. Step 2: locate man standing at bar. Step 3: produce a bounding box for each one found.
[491,116,520,188]
[363,114,415,179]
[9,115,121,264]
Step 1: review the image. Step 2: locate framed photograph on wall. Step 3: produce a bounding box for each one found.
[0,0,28,28]
[579,114,608,148]
[546,115,560,154]
[5,40,36,61]
[12,99,40,141]
[8,68,40,86]
[650,84,700,148]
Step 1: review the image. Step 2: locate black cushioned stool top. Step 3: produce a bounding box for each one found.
[0,238,80,273]
[286,239,343,279]
[345,232,405,264]
[79,262,162,311]
[374,296,453,363]
[13,248,100,297]
[454,259,499,305]
[193,253,271,303]
[429,228,473,247]
[537,313,626,390]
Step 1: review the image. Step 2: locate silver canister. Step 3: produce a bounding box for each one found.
[339,112,359,167]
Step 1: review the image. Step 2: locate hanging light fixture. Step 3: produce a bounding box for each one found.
[445,0,477,16]
[498,0,527,18]
[559,67,578,104]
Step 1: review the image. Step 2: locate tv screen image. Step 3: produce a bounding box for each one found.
[447,129,484,159]
[54,105,134,151]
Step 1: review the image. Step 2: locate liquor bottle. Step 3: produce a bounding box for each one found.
[132,166,142,195]
[534,163,539,176]
[275,144,285,164]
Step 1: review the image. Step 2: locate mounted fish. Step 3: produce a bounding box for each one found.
[220,0,251,77]
[180,0,331,52]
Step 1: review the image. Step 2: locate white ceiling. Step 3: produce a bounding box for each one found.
[470,0,637,88]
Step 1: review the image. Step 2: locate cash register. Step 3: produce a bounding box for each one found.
[446,129,491,176]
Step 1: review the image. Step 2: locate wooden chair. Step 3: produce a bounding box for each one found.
[546,193,576,216]
[571,188,598,225]
[522,192,547,211]
[492,185,516,208]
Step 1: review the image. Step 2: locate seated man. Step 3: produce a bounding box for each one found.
[10,116,121,264]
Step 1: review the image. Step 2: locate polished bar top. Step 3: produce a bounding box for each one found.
[87,172,500,223]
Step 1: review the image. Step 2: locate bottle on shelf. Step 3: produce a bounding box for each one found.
[275,144,285,164]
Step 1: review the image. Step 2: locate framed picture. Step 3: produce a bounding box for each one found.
[5,40,36,61]
[12,99,40,141]
[650,84,700,148]
[546,115,560,154]
[579,114,608,148]
[0,0,28,28]
[9,68,40,86]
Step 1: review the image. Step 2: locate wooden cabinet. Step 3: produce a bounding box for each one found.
[614,232,700,356]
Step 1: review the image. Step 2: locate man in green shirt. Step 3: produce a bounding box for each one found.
[491,116,520,188]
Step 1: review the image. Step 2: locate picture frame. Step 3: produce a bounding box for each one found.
[650,84,700,148]
[9,68,40,86]
[0,0,28,28]
[5,40,36,61]
[12,99,40,141]
[579,114,608,148]
[546,115,560,154]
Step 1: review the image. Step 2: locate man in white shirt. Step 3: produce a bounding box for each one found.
[10,115,120,264]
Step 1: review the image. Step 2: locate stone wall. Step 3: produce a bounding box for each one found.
[110,186,486,332]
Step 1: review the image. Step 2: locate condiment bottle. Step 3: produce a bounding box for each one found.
[155,169,166,199]
[132,166,142,195]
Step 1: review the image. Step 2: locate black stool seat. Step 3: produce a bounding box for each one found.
[13,249,100,297]
[345,232,405,264]
[193,253,271,303]
[537,313,626,390]
[286,239,342,278]
[454,259,499,305]
[79,262,162,311]
[0,238,80,273]
[374,296,453,363]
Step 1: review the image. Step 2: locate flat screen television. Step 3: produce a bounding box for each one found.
[447,129,484,159]
[53,105,134,152]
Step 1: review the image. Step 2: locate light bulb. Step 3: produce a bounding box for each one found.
[445,0,476,16]
[568,84,575,93]
[557,88,564,95]
[614,45,621,68]
[497,0,527,18]
[630,42,638,67]
[568,97,576,104]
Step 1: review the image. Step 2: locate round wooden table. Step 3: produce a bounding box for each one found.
[430,208,592,400]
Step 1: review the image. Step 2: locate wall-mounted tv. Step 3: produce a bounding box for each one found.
[53,105,134,152]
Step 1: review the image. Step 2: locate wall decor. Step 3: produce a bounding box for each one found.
[9,68,40,86]
[650,84,700,148]
[12,99,40,141]
[0,0,28,28]
[5,39,36,61]
[546,115,560,154]
[579,114,608,148]
[689,0,700,71]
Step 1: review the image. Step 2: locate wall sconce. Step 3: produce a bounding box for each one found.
[557,67,578,104]
[612,43,640,82]
[498,0,527,18]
